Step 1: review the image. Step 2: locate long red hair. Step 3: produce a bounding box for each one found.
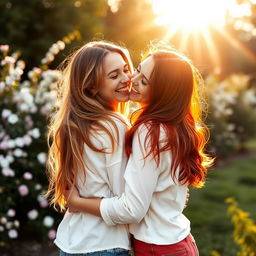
[126,48,213,187]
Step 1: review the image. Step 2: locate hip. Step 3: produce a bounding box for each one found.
[131,234,199,256]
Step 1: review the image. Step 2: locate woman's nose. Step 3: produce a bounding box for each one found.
[121,72,131,83]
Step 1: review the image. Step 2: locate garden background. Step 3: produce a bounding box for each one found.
[0,0,256,255]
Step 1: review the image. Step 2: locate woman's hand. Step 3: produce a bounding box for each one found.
[64,186,80,213]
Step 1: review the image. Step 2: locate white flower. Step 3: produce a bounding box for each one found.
[43,216,54,227]
[0,226,4,232]
[0,81,5,92]
[15,137,24,147]
[37,152,46,164]
[8,114,19,124]
[6,221,12,229]
[2,168,15,177]
[8,229,18,239]
[6,155,14,163]
[5,76,15,86]
[23,135,32,146]
[0,158,9,168]
[7,209,16,217]
[27,209,38,220]
[13,148,23,157]
[0,217,7,224]
[2,109,12,118]
[29,128,40,138]
[13,220,20,228]
[8,140,15,148]
[35,184,42,190]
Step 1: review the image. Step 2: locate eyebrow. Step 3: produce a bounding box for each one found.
[138,64,150,82]
[107,63,128,76]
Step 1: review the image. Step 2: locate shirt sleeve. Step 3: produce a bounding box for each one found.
[100,125,161,226]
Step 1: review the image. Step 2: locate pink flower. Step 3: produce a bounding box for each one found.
[18,185,29,196]
[0,226,4,232]
[27,209,38,220]
[23,135,32,146]
[7,209,16,217]
[0,141,8,150]
[40,200,48,208]
[48,229,56,240]
[23,172,33,180]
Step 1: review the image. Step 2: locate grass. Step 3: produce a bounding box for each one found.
[185,154,256,256]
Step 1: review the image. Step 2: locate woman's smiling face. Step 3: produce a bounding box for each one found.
[98,51,131,109]
[129,56,154,105]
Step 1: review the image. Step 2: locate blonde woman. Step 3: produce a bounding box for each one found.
[46,41,133,256]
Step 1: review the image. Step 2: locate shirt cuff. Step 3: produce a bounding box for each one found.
[100,198,116,226]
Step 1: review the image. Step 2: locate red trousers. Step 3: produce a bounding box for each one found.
[132,234,199,256]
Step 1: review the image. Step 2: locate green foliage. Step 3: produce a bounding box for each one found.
[0,0,107,69]
[0,34,79,246]
[185,155,256,256]
[205,73,256,157]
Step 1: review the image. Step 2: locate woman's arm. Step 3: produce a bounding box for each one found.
[64,187,102,217]
[65,125,160,224]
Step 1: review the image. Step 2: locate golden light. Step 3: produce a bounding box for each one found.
[149,0,256,72]
[152,0,236,31]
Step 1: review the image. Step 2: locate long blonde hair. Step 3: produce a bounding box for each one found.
[46,41,133,211]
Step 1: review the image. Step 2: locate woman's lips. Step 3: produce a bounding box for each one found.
[116,86,129,95]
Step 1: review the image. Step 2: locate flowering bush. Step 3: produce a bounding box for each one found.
[226,197,256,256]
[0,31,80,246]
[205,73,256,157]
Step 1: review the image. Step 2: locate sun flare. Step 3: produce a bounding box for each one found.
[152,0,238,31]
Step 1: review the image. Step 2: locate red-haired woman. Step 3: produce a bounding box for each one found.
[46,41,133,255]
[65,47,213,255]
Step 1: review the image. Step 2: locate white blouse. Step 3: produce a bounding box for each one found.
[54,115,131,253]
[100,124,190,245]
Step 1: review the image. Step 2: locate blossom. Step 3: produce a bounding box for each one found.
[0,217,7,224]
[13,148,23,157]
[27,209,38,220]
[0,141,8,150]
[8,114,19,124]
[48,229,56,240]
[7,209,16,217]
[35,184,42,190]
[37,152,46,164]
[23,172,33,180]
[0,226,4,232]
[2,109,11,118]
[15,137,24,147]
[29,128,40,138]
[40,200,48,208]
[8,229,18,239]
[23,135,32,146]
[18,185,29,196]
[43,216,54,227]
[13,220,20,228]
[2,168,15,177]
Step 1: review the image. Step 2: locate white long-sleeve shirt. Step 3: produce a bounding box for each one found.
[100,124,190,245]
[54,115,130,253]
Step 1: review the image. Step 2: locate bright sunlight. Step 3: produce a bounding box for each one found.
[149,0,256,71]
[151,0,240,31]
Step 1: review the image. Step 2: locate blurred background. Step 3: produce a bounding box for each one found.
[0,0,256,255]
